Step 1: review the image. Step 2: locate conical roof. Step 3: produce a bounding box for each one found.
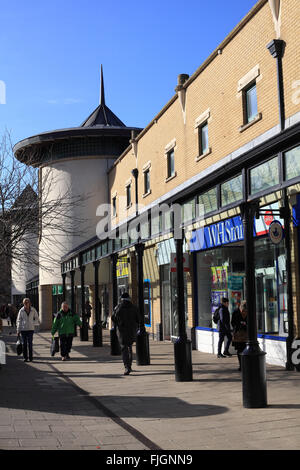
[13,65,142,165]
[80,65,126,128]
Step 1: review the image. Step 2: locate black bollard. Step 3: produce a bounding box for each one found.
[174,337,193,382]
[110,327,121,355]
[136,328,150,365]
[241,344,267,408]
[93,323,102,347]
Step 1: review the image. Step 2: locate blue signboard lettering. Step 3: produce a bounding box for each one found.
[190,216,245,251]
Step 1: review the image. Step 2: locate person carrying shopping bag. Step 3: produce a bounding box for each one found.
[51,301,82,361]
[16,298,40,362]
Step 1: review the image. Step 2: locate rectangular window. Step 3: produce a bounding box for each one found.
[102,242,108,256]
[284,146,300,181]
[198,187,218,216]
[221,175,243,207]
[141,220,150,239]
[199,122,209,155]
[182,199,196,224]
[144,169,150,194]
[245,84,258,123]
[112,196,117,217]
[167,149,175,178]
[250,157,279,194]
[126,184,131,207]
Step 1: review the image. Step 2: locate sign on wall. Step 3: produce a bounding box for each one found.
[189,203,284,252]
[170,253,190,272]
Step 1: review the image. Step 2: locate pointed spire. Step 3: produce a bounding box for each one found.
[100,64,105,106]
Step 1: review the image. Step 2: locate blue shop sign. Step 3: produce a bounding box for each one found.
[190,216,245,251]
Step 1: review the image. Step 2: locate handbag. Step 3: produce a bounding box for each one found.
[232,328,248,342]
[50,337,59,356]
[16,338,23,356]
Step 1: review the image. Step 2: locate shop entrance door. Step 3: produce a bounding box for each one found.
[256,267,278,333]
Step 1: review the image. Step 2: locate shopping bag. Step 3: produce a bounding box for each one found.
[50,337,59,356]
[16,339,23,356]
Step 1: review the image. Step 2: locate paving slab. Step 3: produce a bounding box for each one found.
[1,325,300,450]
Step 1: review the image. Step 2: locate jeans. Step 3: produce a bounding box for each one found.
[21,330,34,360]
[218,329,232,355]
[59,334,73,357]
[121,343,133,370]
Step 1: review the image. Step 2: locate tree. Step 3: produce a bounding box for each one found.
[0,129,91,274]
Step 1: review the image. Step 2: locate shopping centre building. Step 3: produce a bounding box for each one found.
[13,0,300,368]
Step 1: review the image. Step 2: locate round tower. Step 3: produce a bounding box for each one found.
[13,68,141,328]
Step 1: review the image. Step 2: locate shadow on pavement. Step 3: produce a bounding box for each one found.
[0,328,229,420]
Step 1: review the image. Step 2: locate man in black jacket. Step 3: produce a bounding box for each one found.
[217,297,232,358]
[112,293,140,375]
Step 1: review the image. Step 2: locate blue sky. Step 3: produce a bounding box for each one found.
[0,0,258,146]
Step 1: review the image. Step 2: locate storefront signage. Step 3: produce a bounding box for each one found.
[170,253,190,272]
[269,220,284,245]
[190,216,244,252]
[189,203,284,252]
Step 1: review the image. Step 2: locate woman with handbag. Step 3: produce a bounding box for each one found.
[16,298,40,362]
[231,300,248,371]
[51,301,82,361]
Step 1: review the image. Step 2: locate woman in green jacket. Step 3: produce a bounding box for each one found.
[51,301,82,361]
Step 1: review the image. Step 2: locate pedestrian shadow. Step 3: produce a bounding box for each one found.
[0,351,229,419]
[94,396,229,419]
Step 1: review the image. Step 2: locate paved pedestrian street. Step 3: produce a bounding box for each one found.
[1,324,300,451]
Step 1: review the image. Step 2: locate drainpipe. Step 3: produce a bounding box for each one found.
[267,39,295,370]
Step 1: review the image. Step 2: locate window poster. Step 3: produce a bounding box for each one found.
[211,290,228,316]
[228,274,244,312]
[211,265,228,316]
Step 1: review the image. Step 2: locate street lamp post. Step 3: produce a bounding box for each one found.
[70,270,77,337]
[110,252,121,355]
[135,241,150,365]
[80,265,89,341]
[93,260,102,347]
[174,230,193,381]
[131,167,150,365]
[240,202,267,408]
[62,273,66,300]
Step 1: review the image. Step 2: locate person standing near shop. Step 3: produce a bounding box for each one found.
[8,304,17,328]
[231,300,248,371]
[16,298,40,362]
[217,297,232,358]
[85,300,92,329]
[112,292,140,375]
[51,301,82,361]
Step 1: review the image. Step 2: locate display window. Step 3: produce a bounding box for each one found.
[195,237,287,335]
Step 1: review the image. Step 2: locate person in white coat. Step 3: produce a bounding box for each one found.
[16,298,40,362]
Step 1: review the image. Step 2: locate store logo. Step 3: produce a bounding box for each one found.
[190,216,244,252]
[291,340,300,366]
[0,340,6,364]
[0,81,6,104]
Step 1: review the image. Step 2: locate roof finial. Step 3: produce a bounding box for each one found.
[100,64,105,106]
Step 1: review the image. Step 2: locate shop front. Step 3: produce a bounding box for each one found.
[157,238,188,341]
[190,203,288,365]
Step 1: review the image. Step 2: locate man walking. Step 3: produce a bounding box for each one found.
[112,293,140,375]
[51,301,82,361]
[217,297,232,358]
